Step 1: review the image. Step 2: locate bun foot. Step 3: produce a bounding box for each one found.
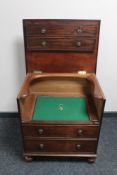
[24,156,33,162]
[88,157,96,163]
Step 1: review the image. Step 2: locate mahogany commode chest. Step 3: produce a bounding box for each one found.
[17,19,105,162]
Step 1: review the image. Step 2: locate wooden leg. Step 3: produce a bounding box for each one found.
[87,157,96,163]
[24,155,33,162]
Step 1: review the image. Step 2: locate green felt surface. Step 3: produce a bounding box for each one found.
[32,96,89,121]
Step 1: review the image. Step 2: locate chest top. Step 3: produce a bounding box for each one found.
[23,19,100,73]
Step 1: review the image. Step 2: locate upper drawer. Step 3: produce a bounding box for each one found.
[22,125,99,138]
[26,37,96,52]
[24,20,99,37]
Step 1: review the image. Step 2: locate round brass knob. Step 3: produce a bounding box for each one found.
[39,143,44,150]
[77,27,83,33]
[38,128,44,135]
[41,41,47,46]
[41,28,46,34]
[76,144,81,150]
[76,41,81,47]
[77,129,83,136]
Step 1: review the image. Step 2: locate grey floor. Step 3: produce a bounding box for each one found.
[0,115,117,175]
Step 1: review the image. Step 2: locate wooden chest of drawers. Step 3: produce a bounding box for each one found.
[17,20,105,162]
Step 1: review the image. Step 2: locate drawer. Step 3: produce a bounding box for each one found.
[24,20,98,37]
[22,125,99,138]
[24,139,97,153]
[26,37,96,52]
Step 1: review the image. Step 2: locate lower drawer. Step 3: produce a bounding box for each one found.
[26,37,95,52]
[24,139,97,153]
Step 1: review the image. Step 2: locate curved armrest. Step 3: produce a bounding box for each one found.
[17,73,32,100]
[86,74,105,100]
[17,72,105,101]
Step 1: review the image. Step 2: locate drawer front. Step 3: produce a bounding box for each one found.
[22,125,99,138]
[26,37,96,52]
[24,139,97,153]
[24,21,98,37]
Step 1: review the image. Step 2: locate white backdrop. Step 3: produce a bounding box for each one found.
[0,0,117,112]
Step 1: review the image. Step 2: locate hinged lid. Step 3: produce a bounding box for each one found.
[23,19,100,74]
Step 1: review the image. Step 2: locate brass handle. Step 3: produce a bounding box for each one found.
[39,143,44,150]
[76,41,81,47]
[41,41,47,46]
[41,28,46,34]
[77,129,83,136]
[77,27,83,33]
[38,128,44,135]
[33,70,43,74]
[76,144,81,150]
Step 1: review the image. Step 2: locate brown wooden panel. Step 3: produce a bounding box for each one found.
[26,37,96,52]
[24,139,97,153]
[17,95,36,122]
[26,52,97,73]
[22,125,99,138]
[24,19,99,37]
